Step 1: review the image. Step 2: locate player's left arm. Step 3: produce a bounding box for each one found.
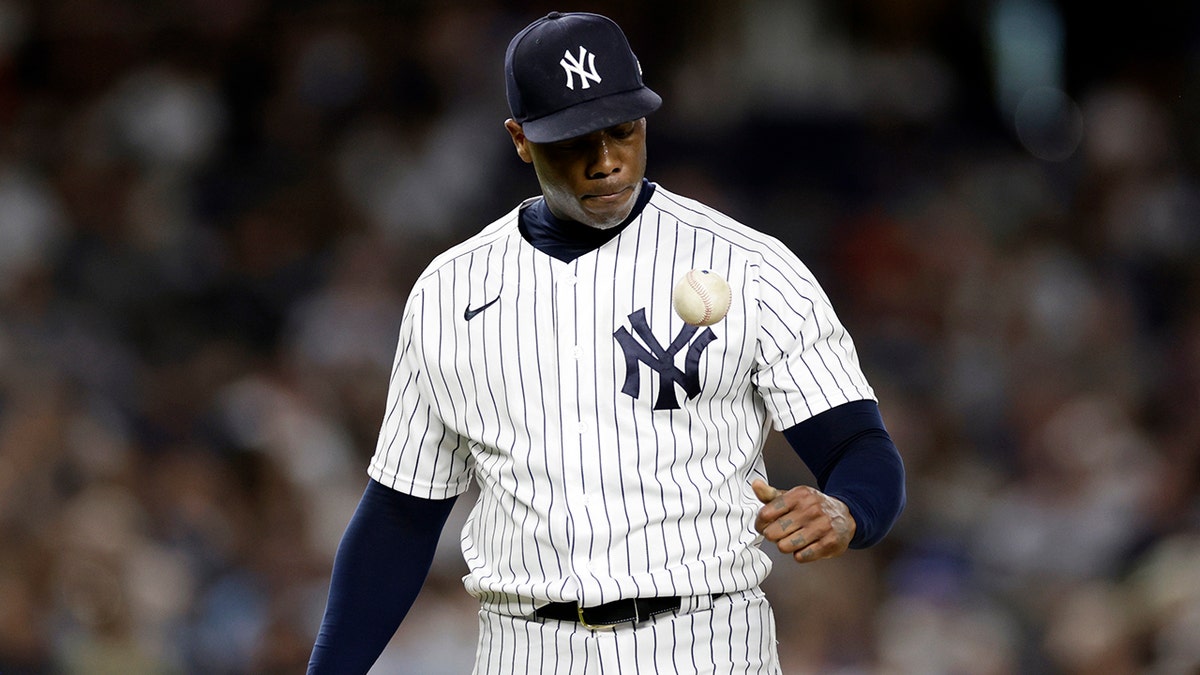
[754,399,905,562]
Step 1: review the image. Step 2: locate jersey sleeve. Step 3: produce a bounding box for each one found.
[751,250,876,430]
[368,288,474,499]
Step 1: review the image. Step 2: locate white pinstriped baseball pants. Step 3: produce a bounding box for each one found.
[472,588,781,674]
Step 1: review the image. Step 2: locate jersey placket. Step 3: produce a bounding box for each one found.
[552,257,611,603]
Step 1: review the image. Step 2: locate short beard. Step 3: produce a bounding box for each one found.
[542,181,641,230]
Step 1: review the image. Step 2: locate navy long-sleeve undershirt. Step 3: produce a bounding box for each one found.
[781,399,906,548]
[307,399,904,673]
[306,481,457,674]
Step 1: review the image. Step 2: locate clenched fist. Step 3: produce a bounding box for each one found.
[752,480,855,563]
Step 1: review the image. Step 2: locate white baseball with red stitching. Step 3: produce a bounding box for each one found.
[673,269,732,326]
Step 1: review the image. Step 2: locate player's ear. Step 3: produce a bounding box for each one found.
[505,119,533,163]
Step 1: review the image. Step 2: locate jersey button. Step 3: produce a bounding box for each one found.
[577,422,588,435]
[572,346,582,359]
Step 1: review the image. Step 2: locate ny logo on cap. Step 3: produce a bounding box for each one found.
[560,46,602,90]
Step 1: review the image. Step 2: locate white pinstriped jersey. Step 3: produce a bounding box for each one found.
[368,183,875,617]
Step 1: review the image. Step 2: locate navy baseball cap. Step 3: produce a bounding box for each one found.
[505,11,662,143]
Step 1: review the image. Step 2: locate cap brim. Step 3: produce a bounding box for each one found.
[521,87,662,143]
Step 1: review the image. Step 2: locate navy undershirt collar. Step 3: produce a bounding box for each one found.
[519,179,655,262]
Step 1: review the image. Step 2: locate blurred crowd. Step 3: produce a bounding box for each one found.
[0,0,1197,673]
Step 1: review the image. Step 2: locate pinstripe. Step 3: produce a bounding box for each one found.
[504,250,542,587]
[371,183,870,662]
[474,591,778,674]
[496,266,535,590]
[685,597,706,672]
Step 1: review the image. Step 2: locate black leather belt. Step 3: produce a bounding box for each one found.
[535,595,721,629]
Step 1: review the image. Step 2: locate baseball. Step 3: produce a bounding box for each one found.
[673,269,732,326]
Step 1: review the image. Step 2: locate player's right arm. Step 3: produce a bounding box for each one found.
[307,479,457,675]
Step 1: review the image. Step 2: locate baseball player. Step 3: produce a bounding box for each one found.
[308,11,905,675]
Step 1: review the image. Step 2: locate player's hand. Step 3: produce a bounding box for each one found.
[751,480,855,563]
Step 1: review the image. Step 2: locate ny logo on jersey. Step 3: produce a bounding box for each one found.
[613,308,717,410]
[560,46,602,90]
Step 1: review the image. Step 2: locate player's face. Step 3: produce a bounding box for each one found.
[506,118,648,230]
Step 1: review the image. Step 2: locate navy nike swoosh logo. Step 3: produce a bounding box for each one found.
[463,296,500,321]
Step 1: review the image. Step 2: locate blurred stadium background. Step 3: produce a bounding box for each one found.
[0,0,1197,673]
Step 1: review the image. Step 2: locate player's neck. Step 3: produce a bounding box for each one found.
[520,180,655,262]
